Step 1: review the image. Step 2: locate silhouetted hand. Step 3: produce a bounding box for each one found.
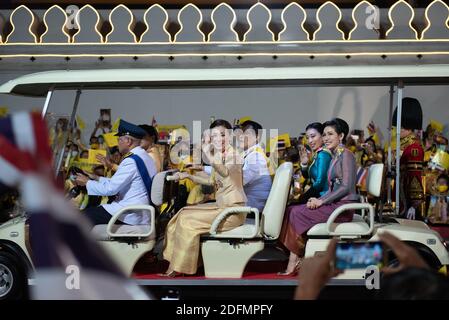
[295,239,343,300]
[379,232,429,274]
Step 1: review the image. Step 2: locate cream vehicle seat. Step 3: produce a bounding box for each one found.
[91,170,175,275]
[307,163,384,238]
[200,162,293,278]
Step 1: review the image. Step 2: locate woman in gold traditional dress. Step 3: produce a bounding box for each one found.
[160,119,247,277]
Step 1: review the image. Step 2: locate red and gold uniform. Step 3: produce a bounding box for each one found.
[392,97,424,219]
[399,134,425,218]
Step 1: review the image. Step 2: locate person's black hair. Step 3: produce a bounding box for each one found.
[364,136,377,152]
[305,122,324,135]
[109,146,120,154]
[351,129,364,137]
[437,173,449,185]
[241,120,263,137]
[210,119,232,130]
[379,267,449,300]
[392,97,423,130]
[323,118,350,143]
[139,124,159,144]
[286,146,300,163]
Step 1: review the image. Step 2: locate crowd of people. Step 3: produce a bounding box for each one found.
[46,97,444,279]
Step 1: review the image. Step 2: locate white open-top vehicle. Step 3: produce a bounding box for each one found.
[0,65,449,299]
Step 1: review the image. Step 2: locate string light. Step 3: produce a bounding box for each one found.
[2,51,449,59]
[1,2,449,47]
[105,4,138,43]
[421,0,449,40]
[141,4,171,43]
[278,2,309,41]
[243,2,275,42]
[348,1,378,41]
[174,3,206,43]
[312,1,345,41]
[5,5,39,44]
[208,2,239,42]
[72,4,103,44]
[41,5,71,43]
[386,0,419,40]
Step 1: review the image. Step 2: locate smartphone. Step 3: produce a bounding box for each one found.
[69,166,88,178]
[335,241,386,270]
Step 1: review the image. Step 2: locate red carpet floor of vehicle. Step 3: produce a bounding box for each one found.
[132,259,296,280]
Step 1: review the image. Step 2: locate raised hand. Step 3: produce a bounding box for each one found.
[96,154,113,170]
[379,232,429,274]
[295,238,343,300]
[299,145,309,165]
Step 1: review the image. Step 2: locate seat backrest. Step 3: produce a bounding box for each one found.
[261,162,293,239]
[151,169,177,206]
[366,163,384,197]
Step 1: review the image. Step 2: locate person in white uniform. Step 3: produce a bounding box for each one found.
[240,120,273,212]
[75,120,157,225]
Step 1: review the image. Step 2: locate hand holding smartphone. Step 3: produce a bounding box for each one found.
[69,166,87,179]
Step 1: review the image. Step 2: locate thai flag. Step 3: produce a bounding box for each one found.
[356,166,368,190]
[0,112,150,300]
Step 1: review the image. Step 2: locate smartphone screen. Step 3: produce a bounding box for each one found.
[335,242,385,270]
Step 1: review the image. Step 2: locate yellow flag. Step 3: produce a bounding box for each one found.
[102,132,118,147]
[267,133,291,153]
[372,132,380,145]
[430,119,444,133]
[112,118,121,131]
[431,149,449,170]
[76,115,86,130]
[424,150,432,163]
[0,107,9,118]
[88,149,107,165]
[384,128,397,152]
[72,159,94,173]
[278,133,291,147]
[439,265,447,276]
[238,116,252,124]
[301,135,307,146]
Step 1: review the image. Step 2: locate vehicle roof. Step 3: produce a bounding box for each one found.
[2,65,449,97]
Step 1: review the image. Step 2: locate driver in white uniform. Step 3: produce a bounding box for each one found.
[75,120,157,225]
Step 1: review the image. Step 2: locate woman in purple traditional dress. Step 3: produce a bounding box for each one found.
[278,118,359,275]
